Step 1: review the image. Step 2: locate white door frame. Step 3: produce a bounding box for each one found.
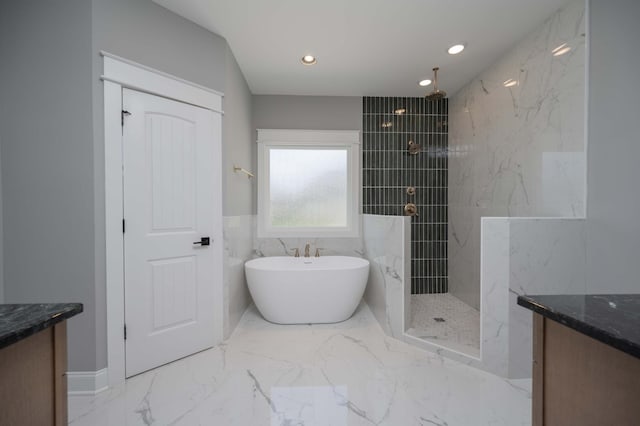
[102,51,224,387]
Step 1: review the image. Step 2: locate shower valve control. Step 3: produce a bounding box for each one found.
[404,203,419,217]
[406,186,416,196]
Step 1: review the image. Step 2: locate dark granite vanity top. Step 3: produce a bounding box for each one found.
[517,294,640,359]
[0,303,83,349]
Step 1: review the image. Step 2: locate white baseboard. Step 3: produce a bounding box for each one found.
[67,368,109,396]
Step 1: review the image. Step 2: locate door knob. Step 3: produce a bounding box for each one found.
[193,237,211,246]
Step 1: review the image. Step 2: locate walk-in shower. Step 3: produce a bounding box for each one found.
[362,0,586,374]
[362,95,480,357]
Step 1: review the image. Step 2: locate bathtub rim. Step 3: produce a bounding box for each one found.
[244,255,370,272]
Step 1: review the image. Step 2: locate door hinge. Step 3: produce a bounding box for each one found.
[124,324,127,340]
[121,110,131,126]
[122,219,125,233]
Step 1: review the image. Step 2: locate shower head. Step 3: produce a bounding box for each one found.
[425,90,446,101]
[425,67,447,101]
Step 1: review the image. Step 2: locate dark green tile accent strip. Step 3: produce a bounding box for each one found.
[362,96,449,294]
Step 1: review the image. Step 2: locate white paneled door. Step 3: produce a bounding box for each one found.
[122,88,220,377]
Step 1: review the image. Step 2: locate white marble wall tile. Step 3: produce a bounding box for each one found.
[448,207,482,308]
[448,0,586,309]
[542,152,585,217]
[479,217,587,378]
[507,218,587,378]
[254,235,364,259]
[362,214,410,339]
[223,215,255,339]
[480,218,511,377]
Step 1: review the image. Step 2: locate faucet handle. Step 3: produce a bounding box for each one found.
[290,248,300,257]
[315,248,323,257]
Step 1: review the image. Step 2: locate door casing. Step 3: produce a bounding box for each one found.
[102,51,224,388]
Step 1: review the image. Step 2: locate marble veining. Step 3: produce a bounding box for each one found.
[448,0,586,310]
[362,214,410,339]
[506,218,587,377]
[518,294,640,359]
[480,217,587,378]
[0,303,83,349]
[69,303,531,425]
[480,219,511,376]
[253,215,365,260]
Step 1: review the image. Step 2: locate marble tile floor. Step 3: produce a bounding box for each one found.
[406,294,481,358]
[69,303,530,425]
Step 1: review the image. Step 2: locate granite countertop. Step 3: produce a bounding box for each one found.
[0,303,83,350]
[517,294,640,359]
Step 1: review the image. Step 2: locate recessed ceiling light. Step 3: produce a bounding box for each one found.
[418,79,432,87]
[503,78,518,88]
[394,108,406,115]
[448,44,465,55]
[552,43,571,57]
[301,55,317,65]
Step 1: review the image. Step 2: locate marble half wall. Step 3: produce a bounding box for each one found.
[223,215,255,339]
[448,0,586,309]
[362,214,486,370]
[481,217,587,378]
[362,214,411,339]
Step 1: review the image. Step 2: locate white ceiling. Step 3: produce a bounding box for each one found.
[153,0,572,97]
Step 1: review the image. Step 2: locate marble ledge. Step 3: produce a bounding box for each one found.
[517,294,640,359]
[0,303,83,349]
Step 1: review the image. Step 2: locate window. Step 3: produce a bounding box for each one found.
[257,129,361,238]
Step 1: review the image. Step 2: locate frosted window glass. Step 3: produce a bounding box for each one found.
[269,149,347,227]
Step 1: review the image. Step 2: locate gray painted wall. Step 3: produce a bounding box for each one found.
[92,0,226,92]
[585,0,640,293]
[0,0,254,372]
[221,44,254,341]
[252,96,362,133]
[0,1,96,370]
[223,45,255,216]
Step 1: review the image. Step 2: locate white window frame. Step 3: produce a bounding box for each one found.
[257,129,361,238]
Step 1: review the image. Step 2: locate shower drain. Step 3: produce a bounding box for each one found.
[433,317,446,323]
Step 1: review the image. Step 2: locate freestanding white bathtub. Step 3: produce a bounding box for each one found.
[244,256,370,324]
